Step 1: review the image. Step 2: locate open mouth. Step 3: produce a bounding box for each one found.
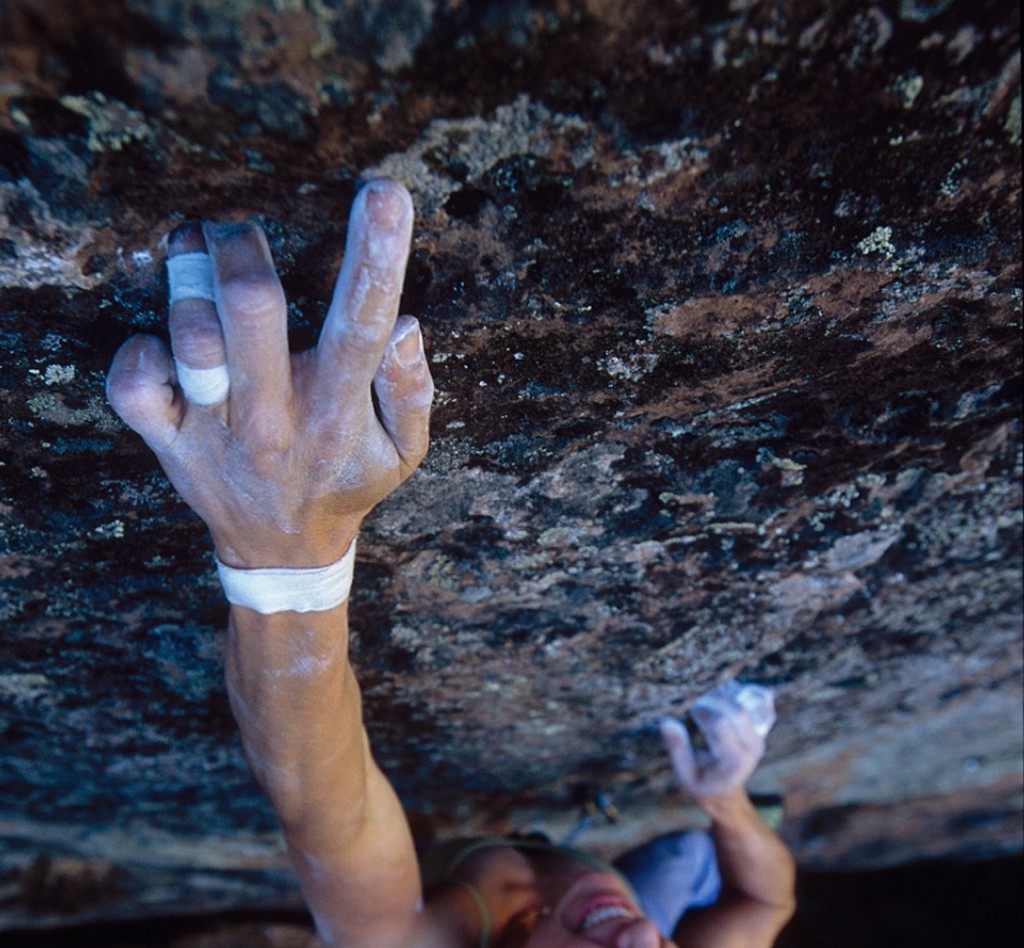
[565,886,639,936]
[580,903,636,933]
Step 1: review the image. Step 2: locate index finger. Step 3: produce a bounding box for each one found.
[314,180,413,409]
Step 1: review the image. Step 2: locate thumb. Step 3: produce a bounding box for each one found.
[660,717,698,789]
[372,315,434,466]
[614,918,661,947]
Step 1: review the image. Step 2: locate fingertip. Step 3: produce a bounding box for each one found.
[380,316,433,404]
[167,220,207,255]
[202,218,255,244]
[390,315,424,369]
[107,335,180,446]
[107,333,167,389]
[360,178,413,231]
[202,218,276,273]
[659,716,689,748]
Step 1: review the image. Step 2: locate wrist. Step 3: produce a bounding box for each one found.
[217,539,357,615]
[213,520,362,570]
[693,786,755,824]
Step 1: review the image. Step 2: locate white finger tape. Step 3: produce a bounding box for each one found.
[216,541,357,614]
[175,359,230,405]
[167,252,215,303]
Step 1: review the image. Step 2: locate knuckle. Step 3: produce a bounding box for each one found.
[403,377,435,414]
[233,409,292,456]
[335,318,389,355]
[108,369,149,400]
[172,310,224,365]
[217,275,285,324]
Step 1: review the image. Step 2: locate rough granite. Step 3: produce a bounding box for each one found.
[0,0,1021,931]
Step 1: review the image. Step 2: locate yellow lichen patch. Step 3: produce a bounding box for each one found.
[43,364,76,386]
[892,71,924,109]
[1005,93,1021,145]
[759,448,807,487]
[26,393,121,432]
[856,225,896,259]
[94,520,126,539]
[0,673,51,699]
[59,92,155,153]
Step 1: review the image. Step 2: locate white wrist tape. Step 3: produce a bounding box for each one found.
[217,542,357,614]
[167,252,215,303]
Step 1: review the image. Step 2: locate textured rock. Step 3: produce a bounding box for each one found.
[0,0,1021,929]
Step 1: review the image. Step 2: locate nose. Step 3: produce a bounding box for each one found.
[613,917,663,948]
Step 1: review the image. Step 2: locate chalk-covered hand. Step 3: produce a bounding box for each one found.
[660,682,776,802]
[106,179,433,569]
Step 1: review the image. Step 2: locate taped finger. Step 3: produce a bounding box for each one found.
[168,251,215,304]
[174,360,230,406]
[166,223,230,406]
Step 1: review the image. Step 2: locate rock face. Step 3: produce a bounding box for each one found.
[1,0,1021,930]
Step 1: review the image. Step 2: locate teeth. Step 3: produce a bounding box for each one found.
[582,905,634,931]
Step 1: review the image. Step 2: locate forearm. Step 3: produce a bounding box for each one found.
[224,601,370,845]
[109,180,431,944]
[701,789,796,913]
[224,597,425,943]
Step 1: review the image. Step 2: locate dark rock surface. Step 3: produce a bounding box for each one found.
[1,0,1020,930]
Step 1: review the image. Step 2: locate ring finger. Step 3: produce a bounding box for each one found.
[167,221,230,409]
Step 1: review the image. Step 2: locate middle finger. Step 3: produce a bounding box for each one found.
[204,219,292,430]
